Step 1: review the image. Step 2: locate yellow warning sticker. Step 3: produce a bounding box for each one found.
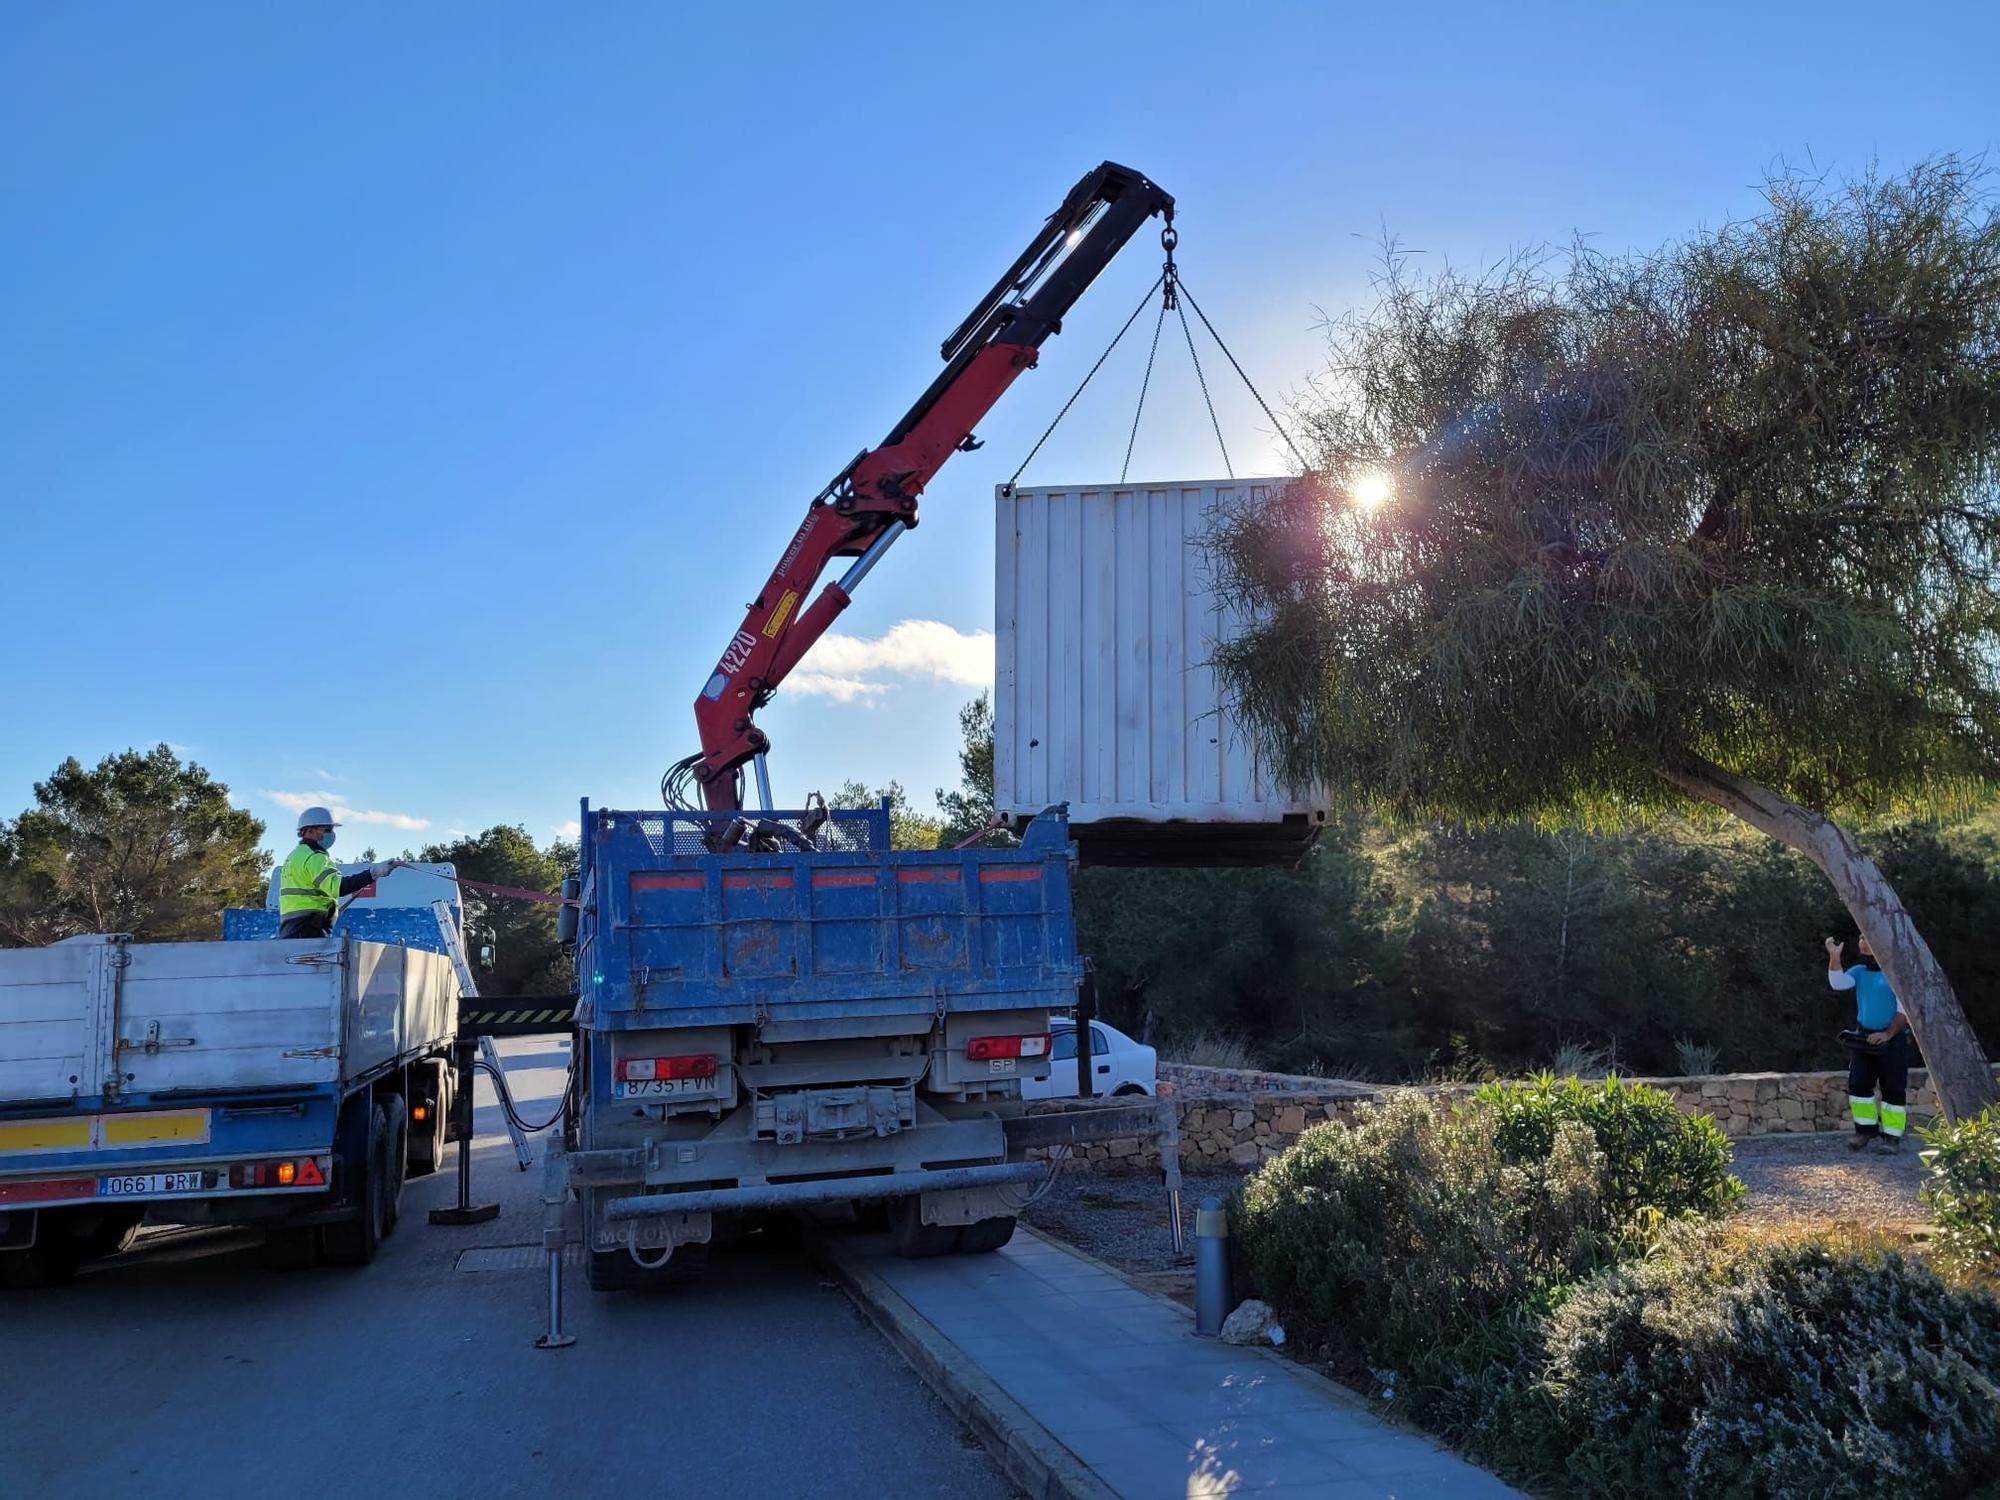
[0,1117,92,1153]
[101,1110,212,1147]
[762,589,799,639]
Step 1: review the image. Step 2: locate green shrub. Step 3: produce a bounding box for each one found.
[1165,1027,1260,1071]
[1673,1035,1720,1076]
[1231,1091,1609,1426]
[1923,1106,2000,1285]
[1546,1038,1609,1078]
[1476,1073,1745,1225]
[1513,1228,2000,1499]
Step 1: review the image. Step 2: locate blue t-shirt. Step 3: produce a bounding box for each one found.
[1846,966,1900,1032]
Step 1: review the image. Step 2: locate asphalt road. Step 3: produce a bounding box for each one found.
[0,1038,1012,1500]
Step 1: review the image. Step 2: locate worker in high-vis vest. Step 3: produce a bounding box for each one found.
[1825,934,1911,1152]
[278,807,395,939]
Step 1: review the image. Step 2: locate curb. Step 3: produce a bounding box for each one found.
[810,1234,1117,1500]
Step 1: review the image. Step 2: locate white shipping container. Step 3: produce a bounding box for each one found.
[993,479,1328,865]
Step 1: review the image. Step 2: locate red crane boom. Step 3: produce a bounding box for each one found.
[674,162,1174,814]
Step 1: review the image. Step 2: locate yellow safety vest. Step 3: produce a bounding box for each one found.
[279,841,342,919]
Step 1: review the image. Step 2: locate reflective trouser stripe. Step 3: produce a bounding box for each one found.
[1850,1095,1880,1125]
[1880,1103,1908,1137]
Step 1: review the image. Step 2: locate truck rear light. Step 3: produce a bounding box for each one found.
[616,1055,719,1083]
[227,1157,326,1189]
[966,1033,1052,1062]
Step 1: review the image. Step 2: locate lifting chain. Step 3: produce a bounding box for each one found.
[1007,212,1310,493]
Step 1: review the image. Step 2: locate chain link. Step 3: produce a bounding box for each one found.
[1001,271,1165,497]
[1177,277,1311,474]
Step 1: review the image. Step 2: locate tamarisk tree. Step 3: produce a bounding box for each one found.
[1213,160,2000,1117]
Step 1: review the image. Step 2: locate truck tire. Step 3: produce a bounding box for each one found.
[886,1195,958,1259]
[259,1226,320,1271]
[407,1064,447,1176]
[956,1216,1017,1254]
[585,1241,709,1292]
[381,1094,408,1236]
[321,1102,388,1267]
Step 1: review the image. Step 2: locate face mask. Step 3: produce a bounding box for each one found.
[320,831,336,850]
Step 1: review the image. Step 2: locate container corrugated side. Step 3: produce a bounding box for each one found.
[993,479,1326,862]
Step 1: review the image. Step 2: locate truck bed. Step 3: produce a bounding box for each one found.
[0,935,457,1111]
[577,804,1082,1030]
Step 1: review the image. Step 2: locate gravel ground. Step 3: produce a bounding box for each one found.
[1726,1129,1931,1229]
[1020,1170,1234,1294]
[1023,1131,1935,1285]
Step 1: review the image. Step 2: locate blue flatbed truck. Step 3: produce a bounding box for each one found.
[0,866,466,1287]
[559,800,1085,1289]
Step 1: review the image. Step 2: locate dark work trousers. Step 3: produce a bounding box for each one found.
[1845,1031,1911,1137]
[278,910,334,939]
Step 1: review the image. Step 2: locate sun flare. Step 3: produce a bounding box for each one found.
[1351,468,1394,508]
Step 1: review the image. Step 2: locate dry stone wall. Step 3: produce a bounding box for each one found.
[1037,1062,1963,1175]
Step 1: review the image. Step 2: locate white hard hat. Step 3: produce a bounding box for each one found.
[296,806,340,832]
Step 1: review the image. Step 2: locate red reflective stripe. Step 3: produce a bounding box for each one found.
[723,872,794,890]
[632,874,703,892]
[977,867,1042,883]
[896,869,960,884]
[0,1177,97,1204]
[811,871,875,888]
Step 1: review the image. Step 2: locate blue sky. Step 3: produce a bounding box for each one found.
[3,1,1996,857]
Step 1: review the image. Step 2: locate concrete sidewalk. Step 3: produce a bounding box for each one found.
[827,1226,1523,1499]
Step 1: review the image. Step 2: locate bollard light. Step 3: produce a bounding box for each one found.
[1194,1195,1230,1336]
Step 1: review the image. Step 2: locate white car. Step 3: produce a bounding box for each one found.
[1020,1017,1158,1099]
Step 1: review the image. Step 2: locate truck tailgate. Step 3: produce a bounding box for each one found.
[0,936,346,1107]
[0,942,95,1106]
[580,807,1083,1029]
[114,938,346,1097]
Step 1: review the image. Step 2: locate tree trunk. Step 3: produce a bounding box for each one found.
[1657,757,1999,1120]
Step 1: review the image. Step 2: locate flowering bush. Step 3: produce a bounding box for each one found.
[1518,1228,2000,1498]
[1231,1090,1609,1425]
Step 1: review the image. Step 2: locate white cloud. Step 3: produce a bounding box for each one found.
[164,741,194,755]
[263,789,431,832]
[553,819,581,840]
[787,672,889,704]
[786,620,993,704]
[314,768,350,783]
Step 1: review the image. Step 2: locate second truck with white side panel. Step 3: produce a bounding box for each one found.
[0,865,466,1287]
